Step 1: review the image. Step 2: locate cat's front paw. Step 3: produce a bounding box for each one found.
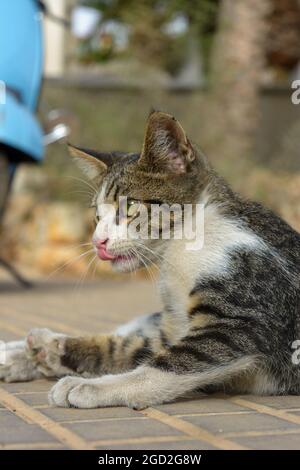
[0,341,42,382]
[48,374,151,409]
[26,328,71,377]
[49,376,110,408]
[48,376,87,407]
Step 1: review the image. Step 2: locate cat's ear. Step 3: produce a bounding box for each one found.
[68,144,108,180]
[138,111,195,175]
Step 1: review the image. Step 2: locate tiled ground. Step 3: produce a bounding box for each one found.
[1,275,300,450]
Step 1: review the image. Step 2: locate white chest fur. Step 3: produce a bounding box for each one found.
[159,204,263,341]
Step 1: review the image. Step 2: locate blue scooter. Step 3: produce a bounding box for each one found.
[0,0,70,286]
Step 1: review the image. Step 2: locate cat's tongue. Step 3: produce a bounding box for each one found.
[97,245,117,261]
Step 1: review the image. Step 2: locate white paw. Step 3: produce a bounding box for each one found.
[68,383,103,408]
[49,375,113,408]
[48,373,151,409]
[26,328,70,377]
[0,341,41,382]
[48,376,87,407]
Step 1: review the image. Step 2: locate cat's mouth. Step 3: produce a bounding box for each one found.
[96,244,117,261]
[96,245,134,264]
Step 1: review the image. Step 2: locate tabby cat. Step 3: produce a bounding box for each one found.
[1,111,300,409]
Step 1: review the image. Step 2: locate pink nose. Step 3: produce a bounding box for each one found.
[94,238,108,249]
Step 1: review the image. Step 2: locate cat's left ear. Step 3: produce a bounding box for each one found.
[68,144,108,181]
[138,111,195,175]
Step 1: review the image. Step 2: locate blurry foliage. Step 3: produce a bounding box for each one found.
[77,33,115,64]
[266,0,300,72]
[83,0,219,75]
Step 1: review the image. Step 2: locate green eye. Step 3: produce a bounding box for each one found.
[94,213,100,224]
[127,199,141,217]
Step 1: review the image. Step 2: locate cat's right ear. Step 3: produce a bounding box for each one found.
[68,144,108,181]
[138,111,195,176]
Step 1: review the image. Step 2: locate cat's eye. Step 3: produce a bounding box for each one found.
[127,199,141,218]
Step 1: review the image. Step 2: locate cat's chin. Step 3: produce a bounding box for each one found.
[110,255,141,273]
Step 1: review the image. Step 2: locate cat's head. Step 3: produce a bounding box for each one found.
[69,111,209,272]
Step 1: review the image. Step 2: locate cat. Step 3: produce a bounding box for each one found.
[1,110,300,409]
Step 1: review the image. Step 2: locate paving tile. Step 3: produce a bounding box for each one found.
[234,433,300,450]
[155,397,250,415]
[183,412,300,434]
[17,392,49,406]
[0,411,57,445]
[2,278,300,450]
[0,427,57,446]
[42,406,143,422]
[241,395,300,410]
[66,418,183,441]
[2,379,54,393]
[0,410,32,427]
[97,440,217,450]
[1,443,65,450]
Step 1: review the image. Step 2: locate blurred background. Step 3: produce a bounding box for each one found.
[1,0,300,282]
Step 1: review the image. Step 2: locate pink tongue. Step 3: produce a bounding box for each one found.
[97,246,117,261]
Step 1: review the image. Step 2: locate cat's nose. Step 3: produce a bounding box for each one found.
[94,238,108,249]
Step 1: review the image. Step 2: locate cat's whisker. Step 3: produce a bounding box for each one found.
[65,175,98,194]
[129,247,158,287]
[134,242,186,282]
[128,247,147,279]
[45,248,95,280]
[131,245,157,272]
[65,189,96,199]
[127,249,137,278]
[91,255,100,279]
[139,244,183,278]
[133,246,168,285]
[82,253,98,283]
[73,253,98,294]
[67,242,94,250]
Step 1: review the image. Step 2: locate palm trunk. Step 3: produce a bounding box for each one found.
[206,0,271,167]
